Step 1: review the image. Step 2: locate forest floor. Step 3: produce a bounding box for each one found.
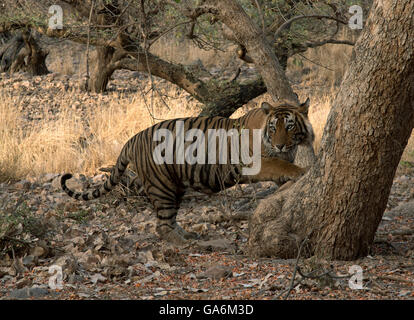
[0,71,413,300]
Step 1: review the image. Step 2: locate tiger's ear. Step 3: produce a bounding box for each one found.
[298,98,310,116]
[261,102,272,114]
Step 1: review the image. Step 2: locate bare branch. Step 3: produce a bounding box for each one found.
[60,0,95,20]
[254,0,265,34]
[164,0,216,20]
[147,20,193,47]
[273,14,348,41]
[303,38,355,48]
[85,1,96,87]
[229,67,241,83]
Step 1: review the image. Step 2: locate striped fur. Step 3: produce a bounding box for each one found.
[61,99,313,244]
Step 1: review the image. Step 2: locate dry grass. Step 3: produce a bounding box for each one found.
[0,96,23,181]
[0,90,198,182]
[307,95,332,153]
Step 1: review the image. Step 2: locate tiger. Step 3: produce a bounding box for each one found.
[61,99,314,244]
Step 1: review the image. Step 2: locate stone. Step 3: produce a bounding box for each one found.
[22,255,37,267]
[9,288,30,299]
[197,265,233,280]
[16,278,31,289]
[197,239,234,252]
[29,286,50,298]
[14,180,31,191]
[31,246,46,258]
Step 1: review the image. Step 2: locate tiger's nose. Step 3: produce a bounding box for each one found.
[276,144,285,150]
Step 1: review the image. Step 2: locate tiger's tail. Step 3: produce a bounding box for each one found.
[61,141,131,201]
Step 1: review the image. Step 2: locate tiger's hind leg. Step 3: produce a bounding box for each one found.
[149,189,199,245]
[155,206,199,245]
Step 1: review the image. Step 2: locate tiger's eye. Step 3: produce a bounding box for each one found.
[286,124,295,131]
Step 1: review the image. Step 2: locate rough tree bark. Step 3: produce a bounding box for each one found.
[85,3,120,93]
[207,0,298,104]
[0,31,48,75]
[248,0,414,260]
[87,45,121,93]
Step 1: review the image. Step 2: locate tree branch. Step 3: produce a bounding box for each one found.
[273,15,348,41]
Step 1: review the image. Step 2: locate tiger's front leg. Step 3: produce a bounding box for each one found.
[244,157,307,185]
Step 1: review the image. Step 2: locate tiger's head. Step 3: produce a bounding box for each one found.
[261,98,314,159]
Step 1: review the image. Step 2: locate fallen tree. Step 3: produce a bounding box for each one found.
[0,30,48,75]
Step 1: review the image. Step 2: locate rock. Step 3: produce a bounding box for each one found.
[68,274,84,284]
[131,71,143,79]
[51,176,62,190]
[398,290,411,297]
[40,173,59,183]
[197,239,235,252]
[16,278,32,289]
[29,286,50,298]
[22,255,37,267]
[31,246,46,258]
[52,255,78,275]
[0,269,8,278]
[9,288,30,299]
[90,273,107,284]
[197,265,233,280]
[388,200,414,216]
[14,180,31,191]
[8,286,49,299]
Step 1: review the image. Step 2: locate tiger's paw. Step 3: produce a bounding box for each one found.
[156,224,199,245]
[175,225,200,240]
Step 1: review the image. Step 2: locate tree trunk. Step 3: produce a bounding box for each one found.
[199,78,267,117]
[86,3,121,93]
[87,46,117,93]
[248,0,414,260]
[208,0,298,104]
[0,31,48,75]
[0,34,24,73]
